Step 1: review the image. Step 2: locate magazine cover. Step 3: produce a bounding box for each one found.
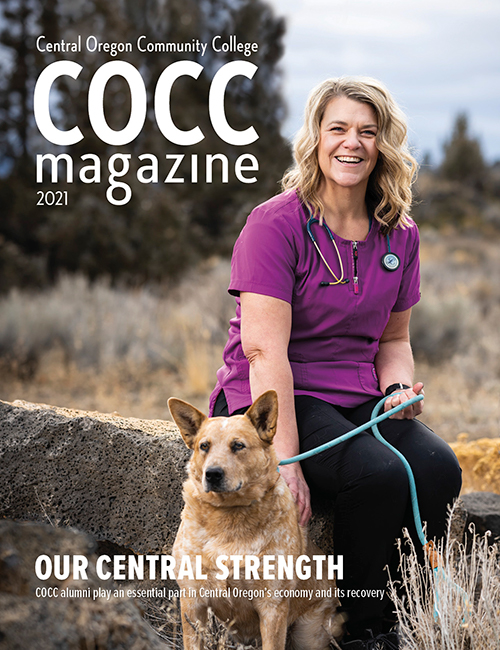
[1,0,499,648]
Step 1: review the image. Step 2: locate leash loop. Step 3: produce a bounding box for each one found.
[278,392,471,624]
[278,394,423,467]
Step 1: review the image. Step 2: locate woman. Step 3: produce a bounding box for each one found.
[209,77,461,650]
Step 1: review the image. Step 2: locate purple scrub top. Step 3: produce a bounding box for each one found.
[209,190,421,415]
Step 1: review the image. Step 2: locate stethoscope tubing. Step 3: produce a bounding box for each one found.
[306,214,400,276]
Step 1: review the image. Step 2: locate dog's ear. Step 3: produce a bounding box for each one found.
[168,398,207,449]
[245,390,278,444]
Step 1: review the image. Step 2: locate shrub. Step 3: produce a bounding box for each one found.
[389,508,500,649]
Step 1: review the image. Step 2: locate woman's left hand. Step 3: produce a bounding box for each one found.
[384,381,425,419]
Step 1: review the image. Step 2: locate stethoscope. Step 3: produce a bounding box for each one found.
[305,209,401,286]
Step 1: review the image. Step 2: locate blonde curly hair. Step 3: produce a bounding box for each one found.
[281,76,419,233]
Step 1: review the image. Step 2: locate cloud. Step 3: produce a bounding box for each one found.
[267,0,500,162]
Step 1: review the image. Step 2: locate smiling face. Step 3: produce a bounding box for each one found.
[317,95,379,194]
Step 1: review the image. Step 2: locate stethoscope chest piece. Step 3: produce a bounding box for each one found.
[381,251,400,271]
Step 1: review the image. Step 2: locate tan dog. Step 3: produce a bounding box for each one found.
[168,390,342,650]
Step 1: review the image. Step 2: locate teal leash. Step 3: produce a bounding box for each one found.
[279,394,423,471]
[278,393,471,623]
[277,393,425,542]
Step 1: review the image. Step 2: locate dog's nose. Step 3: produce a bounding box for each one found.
[205,466,225,490]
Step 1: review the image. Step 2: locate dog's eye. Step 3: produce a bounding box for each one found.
[231,441,246,452]
[199,441,210,452]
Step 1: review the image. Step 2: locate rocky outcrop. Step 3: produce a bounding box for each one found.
[0,519,169,650]
[461,492,500,541]
[0,399,189,554]
[0,398,333,553]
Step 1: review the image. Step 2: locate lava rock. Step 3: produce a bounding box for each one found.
[0,399,189,554]
[0,398,334,553]
[0,519,168,650]
[461,491,500,541]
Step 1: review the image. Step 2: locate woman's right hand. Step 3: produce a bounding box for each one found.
[278,462,312,527]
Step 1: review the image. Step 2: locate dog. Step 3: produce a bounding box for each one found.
[168,390,343,650]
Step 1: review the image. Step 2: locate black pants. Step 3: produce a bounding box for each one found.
[213,390,462,635]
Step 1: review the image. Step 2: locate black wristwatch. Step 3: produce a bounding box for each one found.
[384,383,411,396]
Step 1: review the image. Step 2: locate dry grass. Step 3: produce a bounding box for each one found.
[139,517,500,650]
[0,257,234,417]
[0,229,499,440]
[389,505,500,649]
[140,596,259,650]
[409,227,500,441]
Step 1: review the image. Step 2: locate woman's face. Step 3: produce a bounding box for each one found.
[317,95,379,192]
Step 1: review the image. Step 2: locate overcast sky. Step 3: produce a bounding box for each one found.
[265,0,500,165]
